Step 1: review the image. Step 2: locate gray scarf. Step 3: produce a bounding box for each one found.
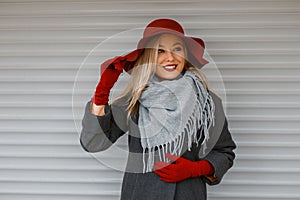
[138,71,215,172]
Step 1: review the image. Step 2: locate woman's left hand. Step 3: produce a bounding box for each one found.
[153,153,214,183]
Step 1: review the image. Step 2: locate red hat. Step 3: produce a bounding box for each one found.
[103,18,208,72]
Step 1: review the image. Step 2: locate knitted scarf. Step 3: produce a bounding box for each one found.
[138,71,215,173]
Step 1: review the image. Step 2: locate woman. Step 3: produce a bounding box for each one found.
[80,18,236,200]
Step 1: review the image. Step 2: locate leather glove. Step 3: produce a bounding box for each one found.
[92,56,124,105]
[153,153,214,183]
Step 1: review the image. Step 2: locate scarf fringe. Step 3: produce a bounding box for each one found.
[141,73,215,173]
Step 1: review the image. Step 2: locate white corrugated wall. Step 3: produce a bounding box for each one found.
[0,0,300,199]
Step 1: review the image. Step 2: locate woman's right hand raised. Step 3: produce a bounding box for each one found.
[92,56,124,106]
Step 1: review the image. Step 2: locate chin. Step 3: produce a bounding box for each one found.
[157,73,181,80]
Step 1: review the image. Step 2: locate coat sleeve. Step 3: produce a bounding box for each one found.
[202,92,236,185]
[80,101,127,152]
[203,118,236,185]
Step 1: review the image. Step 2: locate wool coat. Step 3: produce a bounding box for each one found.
[80,92,236,200]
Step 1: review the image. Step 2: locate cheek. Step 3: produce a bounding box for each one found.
[176,64,185,73]
[175,55,185,70]
[157,54,164,64]
[174,51,185,61]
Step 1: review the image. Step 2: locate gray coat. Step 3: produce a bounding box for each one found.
[80,92,236,200]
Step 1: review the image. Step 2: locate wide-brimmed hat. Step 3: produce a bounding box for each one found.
[101,18,208,72]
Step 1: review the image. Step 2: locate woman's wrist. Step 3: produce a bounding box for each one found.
[90,102,106,116]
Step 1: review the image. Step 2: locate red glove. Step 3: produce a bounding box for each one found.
[153,153,214,183]
[92,56,124,105]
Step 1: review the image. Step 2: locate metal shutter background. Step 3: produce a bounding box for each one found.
[0,0,300,199]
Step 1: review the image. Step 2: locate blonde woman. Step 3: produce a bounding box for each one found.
[80,18,236,200]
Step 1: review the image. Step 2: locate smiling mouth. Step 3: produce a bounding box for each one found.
[163,65,177,71]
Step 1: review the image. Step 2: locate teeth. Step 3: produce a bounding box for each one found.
[164,65,176,69]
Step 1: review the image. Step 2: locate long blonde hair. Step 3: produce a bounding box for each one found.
[112,34,209,117]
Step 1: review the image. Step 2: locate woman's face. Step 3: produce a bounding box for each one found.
[155,34,186,80]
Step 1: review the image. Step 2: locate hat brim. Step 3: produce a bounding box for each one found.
[184,36,209,67]
[124,33,208,71]
[119,30,208,73]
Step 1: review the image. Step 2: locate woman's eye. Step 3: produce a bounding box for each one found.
[158,49,165,53]
[174,47,182,52]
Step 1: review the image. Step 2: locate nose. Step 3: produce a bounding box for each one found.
[165,51,174,61]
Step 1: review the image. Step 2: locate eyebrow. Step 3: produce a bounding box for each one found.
[159,42,184,48]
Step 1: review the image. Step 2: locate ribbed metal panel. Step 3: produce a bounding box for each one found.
[0,0,300,199]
